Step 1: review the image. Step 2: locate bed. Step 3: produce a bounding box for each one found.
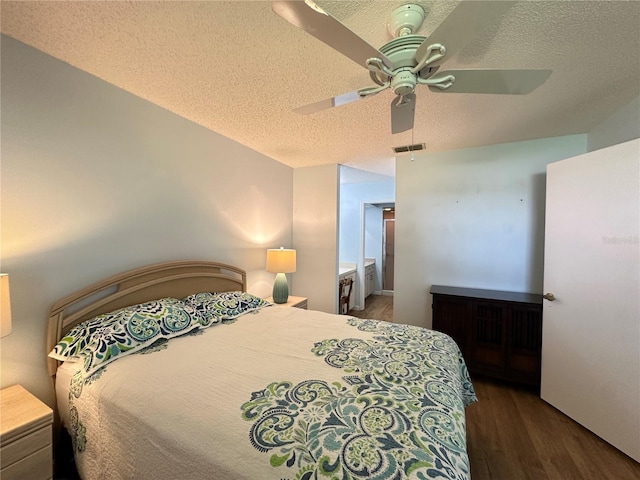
[47,261,477,480]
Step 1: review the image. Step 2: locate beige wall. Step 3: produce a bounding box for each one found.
[587,95,640,152]
[393,93,639,330]
[0,37,294,405]
[293,165,339,313]
[394,135,588,328]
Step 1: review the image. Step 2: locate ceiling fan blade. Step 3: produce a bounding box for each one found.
[272,1,392,70]
[293,90,364,115]
[428,69,552,94]
[415,1,516,68]
[391,93,416,134]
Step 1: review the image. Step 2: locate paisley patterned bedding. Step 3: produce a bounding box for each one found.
[56,306,476,480]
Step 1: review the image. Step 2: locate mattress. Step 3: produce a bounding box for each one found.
[56,305,476,479]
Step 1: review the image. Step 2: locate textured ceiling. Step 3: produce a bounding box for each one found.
[1,1,639,177]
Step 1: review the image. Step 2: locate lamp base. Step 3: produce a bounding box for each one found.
[272,273,289,304]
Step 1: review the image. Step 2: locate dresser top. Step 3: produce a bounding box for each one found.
[0,384,53,444]
[430,285,543,304]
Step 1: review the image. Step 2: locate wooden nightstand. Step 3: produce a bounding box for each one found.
[0,385,53,480]
[267,295,308,309]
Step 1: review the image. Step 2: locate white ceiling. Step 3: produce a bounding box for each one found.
[2,1,639,178]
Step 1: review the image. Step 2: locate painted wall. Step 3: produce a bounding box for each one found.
[293,165,339,314]
[587,95,640,152]
[394,135,587,328]
[0,37,293,405]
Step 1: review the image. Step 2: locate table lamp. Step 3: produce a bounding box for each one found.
[1,274,12,338]
[266,248,296,304]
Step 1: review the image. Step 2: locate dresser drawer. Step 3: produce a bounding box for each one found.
[1,425,51,467]
[1,443,52,480]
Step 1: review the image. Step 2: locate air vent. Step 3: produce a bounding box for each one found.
[392,143,425,154]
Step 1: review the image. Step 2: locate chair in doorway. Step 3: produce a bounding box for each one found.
[339,277,353,315]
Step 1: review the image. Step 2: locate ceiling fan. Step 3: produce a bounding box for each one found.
[272,1,551,134]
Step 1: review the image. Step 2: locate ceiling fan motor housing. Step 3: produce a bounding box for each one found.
[370,34,430,85]
[387,4,426,37]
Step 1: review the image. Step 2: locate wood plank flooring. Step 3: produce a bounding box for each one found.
[352,294,640,480]
[348,293,394,321]
[467,379,639,480]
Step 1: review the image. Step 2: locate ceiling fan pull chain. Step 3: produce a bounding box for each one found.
[411,44,446,74]
[418,74,456,90]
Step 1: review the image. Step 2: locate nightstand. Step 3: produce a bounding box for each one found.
[0,385,53,480]
[267,295,308,309]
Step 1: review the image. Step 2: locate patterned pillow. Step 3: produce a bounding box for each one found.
[182,291,270,323]
[49,298,203,377]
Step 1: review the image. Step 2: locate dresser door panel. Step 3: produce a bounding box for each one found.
[471,301,506,376]
[506,305,543,384]
[431,296,471,360]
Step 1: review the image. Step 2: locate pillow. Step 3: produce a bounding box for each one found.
[49,298,202,377]
[182,291,270,323]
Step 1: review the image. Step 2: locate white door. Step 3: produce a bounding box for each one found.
[541,139,639,462]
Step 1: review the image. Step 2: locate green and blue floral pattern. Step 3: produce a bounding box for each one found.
[182,291,270,323]
[63,311,475,479]
[50,298,203,377]
[241,318,476,480]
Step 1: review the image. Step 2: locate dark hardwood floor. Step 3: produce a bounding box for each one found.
[351,294,640,480]
[467,378,639,480]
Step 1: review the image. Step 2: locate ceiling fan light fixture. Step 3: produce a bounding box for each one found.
[391,69,417,96]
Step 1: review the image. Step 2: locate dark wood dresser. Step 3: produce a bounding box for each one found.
[430,285,543,388]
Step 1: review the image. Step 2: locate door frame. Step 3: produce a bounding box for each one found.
[382,218,395,293]
[359,199,395,309]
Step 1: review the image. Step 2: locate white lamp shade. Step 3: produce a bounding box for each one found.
[0,274,12,338]
[266,248,296,273]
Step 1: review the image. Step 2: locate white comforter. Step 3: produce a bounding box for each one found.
[57,306,476,480]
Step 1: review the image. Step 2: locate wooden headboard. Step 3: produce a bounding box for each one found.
[46,260,246,377]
